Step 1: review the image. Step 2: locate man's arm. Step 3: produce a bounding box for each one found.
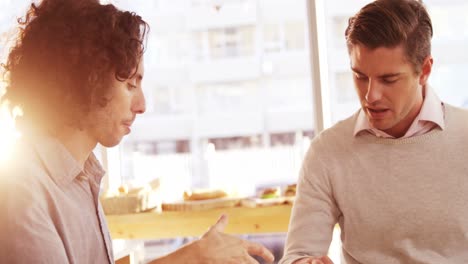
[148,214,275,264]
[279,140,340,264]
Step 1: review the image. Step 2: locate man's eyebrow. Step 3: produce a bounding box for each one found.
[351,67,365,75]
[351,67,402,78]
[378,73,401,79]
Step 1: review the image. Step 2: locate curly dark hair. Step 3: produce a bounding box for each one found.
[345,0,432,74]
[0,0,149,133]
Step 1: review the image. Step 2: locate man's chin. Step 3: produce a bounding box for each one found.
[369,120,393,131]
[99,136,124,148]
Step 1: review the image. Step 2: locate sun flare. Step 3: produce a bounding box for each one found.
[0,104,21,163]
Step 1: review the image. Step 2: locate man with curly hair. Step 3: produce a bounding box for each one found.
[0,0,274,263]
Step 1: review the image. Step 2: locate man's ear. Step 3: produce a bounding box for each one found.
[419,56,433,86]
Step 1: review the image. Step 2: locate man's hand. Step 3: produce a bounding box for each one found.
[293,256,334,264]
[195,214,275,264]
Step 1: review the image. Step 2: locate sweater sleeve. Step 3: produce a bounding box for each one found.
[279,138,341,264]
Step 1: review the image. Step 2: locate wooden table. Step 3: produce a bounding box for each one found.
[106,204,293,239]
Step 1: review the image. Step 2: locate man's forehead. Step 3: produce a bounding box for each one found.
[135,58,144,78]
[350,45,411,75]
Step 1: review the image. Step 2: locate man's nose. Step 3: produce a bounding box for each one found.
[365,79,383,103]
[132,88,146,114]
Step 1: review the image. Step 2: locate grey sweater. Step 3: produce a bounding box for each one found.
[280,105,468,264]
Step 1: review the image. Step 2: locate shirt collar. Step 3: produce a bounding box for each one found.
[353,85,445,137]
[31,135,106,187]
[416,85,445,129]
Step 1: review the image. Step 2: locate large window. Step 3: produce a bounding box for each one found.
[3,1,467,194]
[109,0,314,201]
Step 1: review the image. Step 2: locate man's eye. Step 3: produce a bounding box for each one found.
[127,83,137,90]
[382,79,398,84]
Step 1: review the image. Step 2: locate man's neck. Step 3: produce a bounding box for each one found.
[382,86,425,138]
[53,127,97,168]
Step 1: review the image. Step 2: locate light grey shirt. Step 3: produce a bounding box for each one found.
[0,135,114,263]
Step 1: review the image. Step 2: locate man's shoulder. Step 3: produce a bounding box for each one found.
[314,112,358,143]
[444,104,468,129]
[0,140,50,194]
[445,103,468,116]
[307,112,359,157]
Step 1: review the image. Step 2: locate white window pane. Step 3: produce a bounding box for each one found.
[114,0,315,202]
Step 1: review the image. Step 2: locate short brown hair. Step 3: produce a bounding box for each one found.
[345,0,433,73]
[1,0,149,133]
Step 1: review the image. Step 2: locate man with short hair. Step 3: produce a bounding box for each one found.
[0,0,274,263]
[280,0,468,263]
